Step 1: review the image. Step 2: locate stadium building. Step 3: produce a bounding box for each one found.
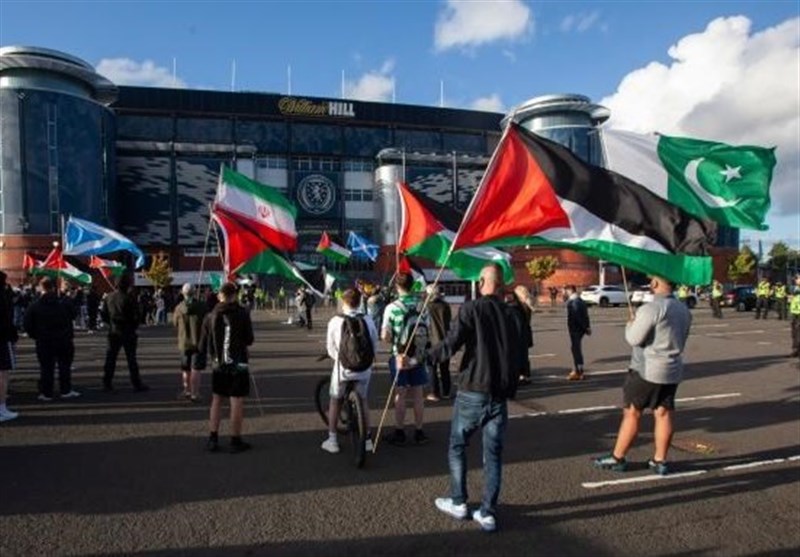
[0,46,737,289]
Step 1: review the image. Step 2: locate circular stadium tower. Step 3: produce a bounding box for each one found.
[0,46,117,277]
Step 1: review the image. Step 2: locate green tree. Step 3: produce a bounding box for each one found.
[727,246,756,284]
[767,241,795,274]
[525,256,559,285]
[144,252,173,289]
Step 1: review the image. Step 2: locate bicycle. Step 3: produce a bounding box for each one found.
[315,375,368,468]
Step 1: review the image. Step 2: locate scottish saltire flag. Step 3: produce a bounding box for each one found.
[347,231,379,262]
[63,217,146,269]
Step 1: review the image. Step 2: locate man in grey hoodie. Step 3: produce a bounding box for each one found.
[593,275,691,476]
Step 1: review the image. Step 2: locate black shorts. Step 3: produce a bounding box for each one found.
[623,370,678,411]
[180,350,206,372]
[0,341,16,371]
[212,367,250,398]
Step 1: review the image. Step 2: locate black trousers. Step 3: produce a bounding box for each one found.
[792,316,800,356]
[37,339,74,397]
[103,334,143,388]
[775,299,787,320]
[569,332,585,370]
[711,298,723,318]
[305,307,313,330]
[431,359,451,398]
[755,297,769,319]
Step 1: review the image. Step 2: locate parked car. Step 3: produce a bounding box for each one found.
[580,285,628,307]
[724,285,757,311]
[630,286,654,306]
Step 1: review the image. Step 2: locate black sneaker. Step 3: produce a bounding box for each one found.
[414,429,430,445]
[385,429,406,446]
[206,437,220,453]
[230,440,252,454]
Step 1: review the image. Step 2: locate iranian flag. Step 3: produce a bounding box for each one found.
[89,255,126,278]
[453,123,717,285]
[215,166,298,251]
[40,247,92,285]
[211,208,323,296]
[316,232,351,264]
[397,182,514,283]
[602,129,776,231]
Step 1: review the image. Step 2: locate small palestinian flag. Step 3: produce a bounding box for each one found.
[89,255,126,278]
[40,247,92,285]
[316,232,351,264]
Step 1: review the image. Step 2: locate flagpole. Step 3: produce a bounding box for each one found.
[197,202,215,291]
[621,266,635,320]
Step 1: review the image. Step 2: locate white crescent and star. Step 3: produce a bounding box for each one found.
[683,158,741,209]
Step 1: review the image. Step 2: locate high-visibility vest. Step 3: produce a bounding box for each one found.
[790,294,800,315]
[774,285,787,299]
[757,282,771,297]
[678,286,688,299]
[712,284,723,299]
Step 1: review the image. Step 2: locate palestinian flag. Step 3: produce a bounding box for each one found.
[316,232,351,264]
[398,256,427,292]
[602,129,776,231]
[215,166,298,251]
[22,252,44,273]
[211,208,322,296]
[39,247,92,285]
[397,182,514,283]
[453,123,717,285]
[89,255,126,278]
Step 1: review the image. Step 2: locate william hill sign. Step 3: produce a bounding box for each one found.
[278,97,355,118]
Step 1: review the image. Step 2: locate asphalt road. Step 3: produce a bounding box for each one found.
[1,302,798,556]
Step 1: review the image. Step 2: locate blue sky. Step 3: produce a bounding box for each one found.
[2,0,798,250]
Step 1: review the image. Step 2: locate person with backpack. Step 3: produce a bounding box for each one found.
[321,288,378,454]
[198,282,255,454]
[380,272,430,446]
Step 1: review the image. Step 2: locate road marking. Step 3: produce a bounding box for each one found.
[582,470,708,489]
[530,353,556,359]
[526,411,548,417]
[706,330,764,337]
[756,341,772,345]
[675,393,741,403]
[722,456,800,471]
[692,323,730,329]
[557,405,618,415]
[587,368,627,376]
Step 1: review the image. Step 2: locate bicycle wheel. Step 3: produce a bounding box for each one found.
[315,376,349,434]
[347,389,367,469]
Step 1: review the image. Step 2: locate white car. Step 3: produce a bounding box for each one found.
[630,286,654,306]
[580,285,629,307]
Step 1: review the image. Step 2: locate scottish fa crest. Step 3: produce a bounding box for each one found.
[297,174,336,215]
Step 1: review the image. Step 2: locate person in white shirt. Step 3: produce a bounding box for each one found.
[321,288,378,454]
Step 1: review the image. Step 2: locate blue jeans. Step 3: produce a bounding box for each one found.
[448,391,508,516]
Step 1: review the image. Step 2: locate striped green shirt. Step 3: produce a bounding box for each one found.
[381,294,419,355]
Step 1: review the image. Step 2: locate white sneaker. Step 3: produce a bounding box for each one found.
[37,394,53,402]
[321,438,340,454]
[365,439,374,452]
[472,509,497,532]
[435,497,468,520]
[0,408,19,422]
[61,390,82,399]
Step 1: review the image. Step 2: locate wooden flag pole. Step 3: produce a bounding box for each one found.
[621,266,635,320]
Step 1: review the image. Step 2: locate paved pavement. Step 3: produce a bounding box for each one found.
[1,303,798,556]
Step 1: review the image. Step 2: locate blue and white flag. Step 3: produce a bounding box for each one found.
[347,231,379,262]
[63,216,146,269]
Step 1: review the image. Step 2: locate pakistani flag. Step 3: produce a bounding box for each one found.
[316,232,351,264]
[397,182,514,283]
[602,129,776,231]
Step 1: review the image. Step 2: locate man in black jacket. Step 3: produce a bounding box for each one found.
[101,274,148,392]
[425,284,452,401]
[418,263,521,533]
[565,285,591,381]
[24,277,80,400]
[198,282,255,453]
[0,271,19,422]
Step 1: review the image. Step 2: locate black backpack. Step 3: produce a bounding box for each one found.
[337,315,374,372]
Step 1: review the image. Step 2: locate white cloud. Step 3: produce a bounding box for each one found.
[560,11,601,33]
[434,0,532,52]
[601,16,800,217]
[470,94,505,113]
[96,58,185,88]
[344,59,395,102]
